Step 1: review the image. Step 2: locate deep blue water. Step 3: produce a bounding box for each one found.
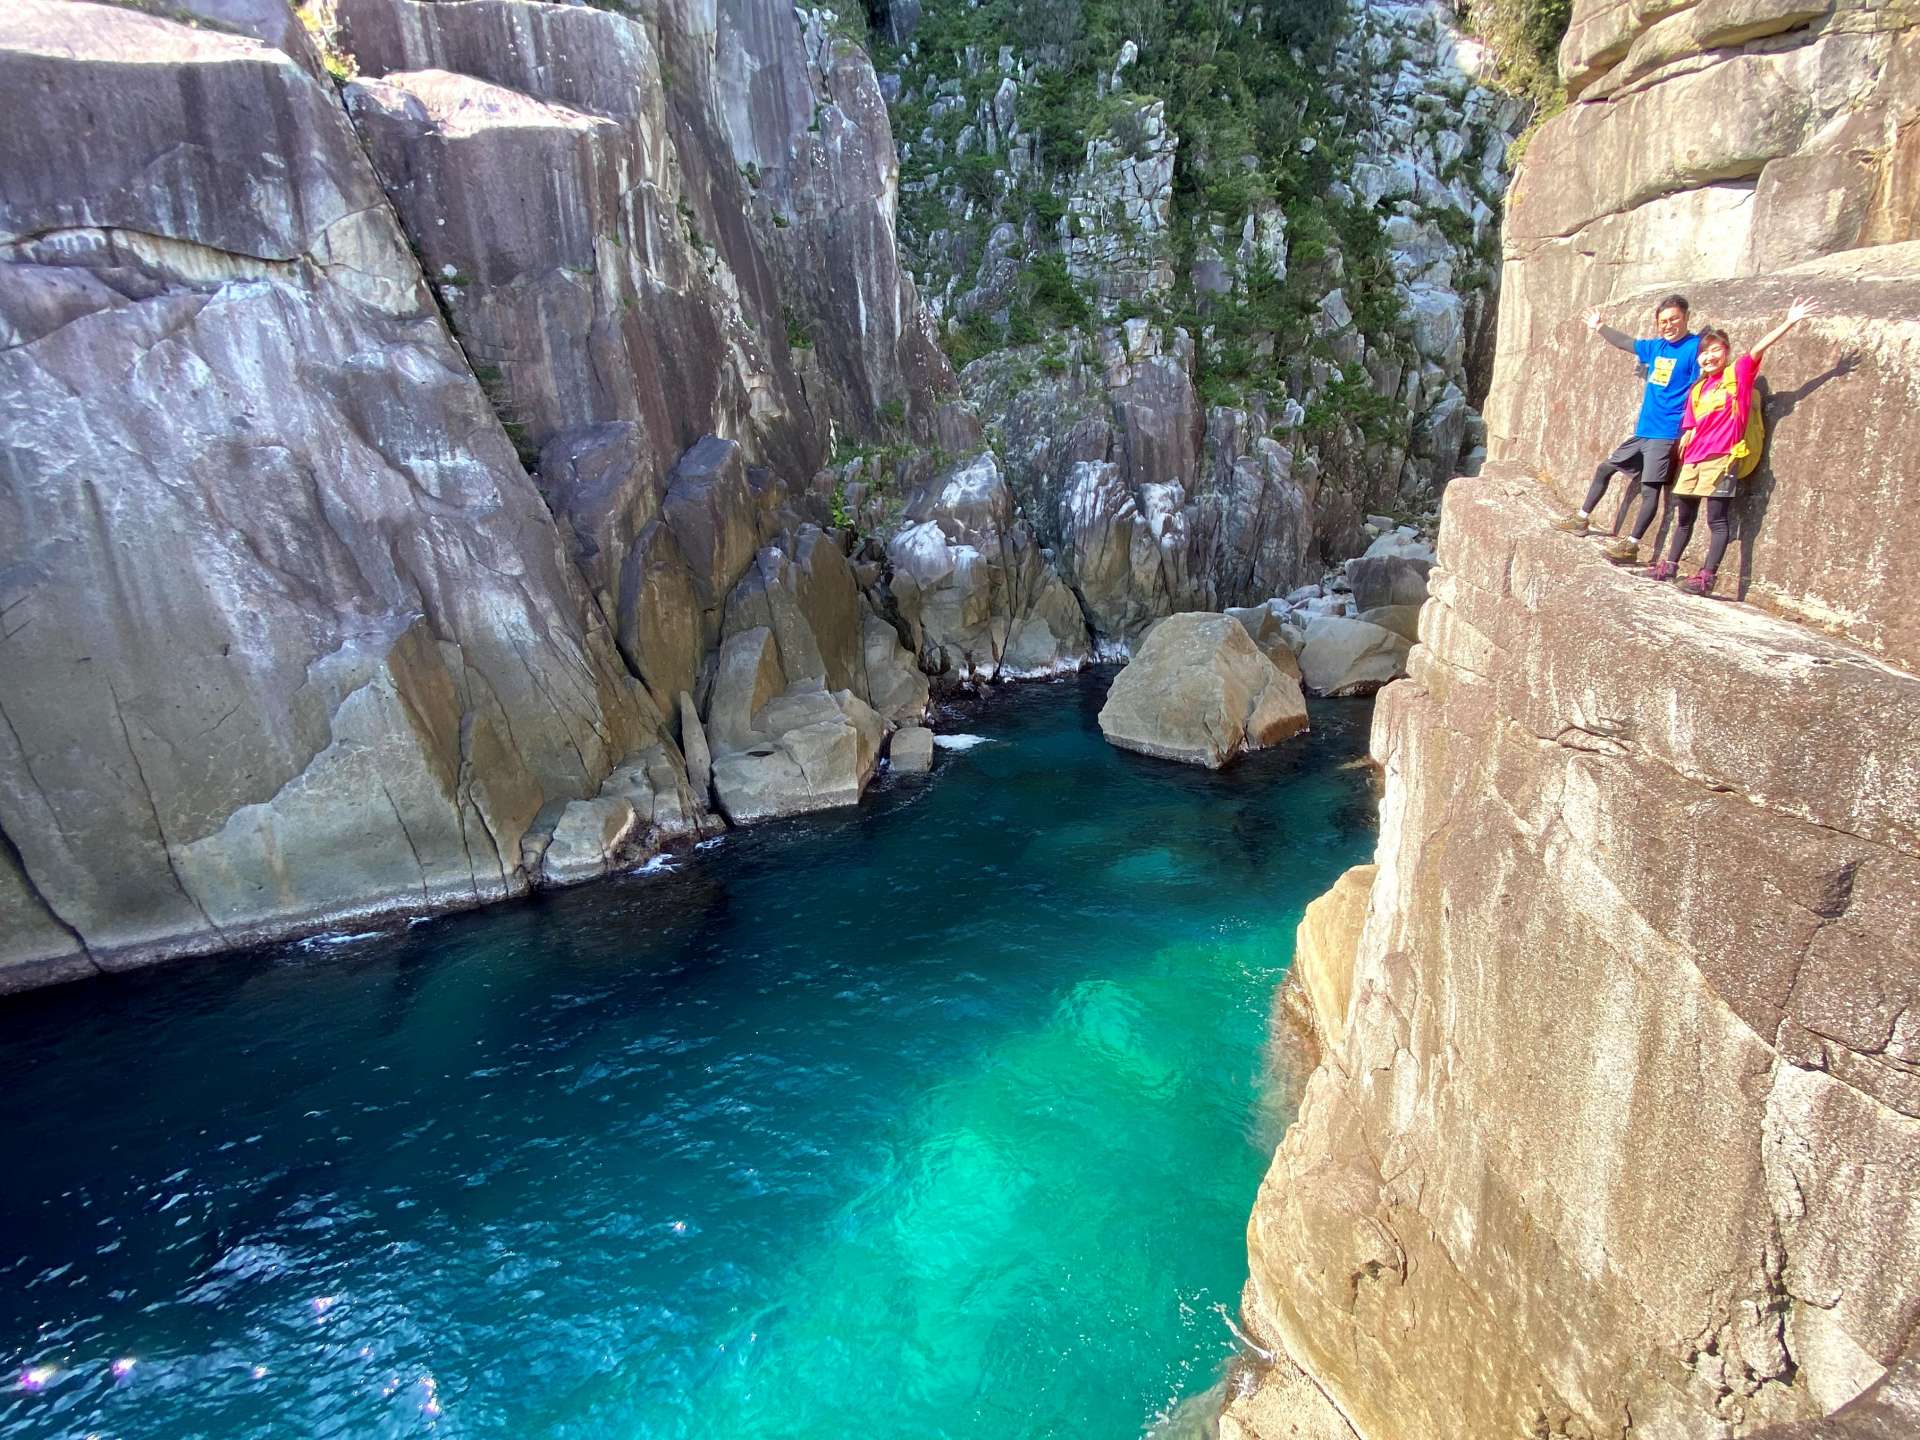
[0,672,1375,1440]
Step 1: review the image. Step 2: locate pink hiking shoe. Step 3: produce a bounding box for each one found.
[1644,559,1677,583]
[1680,568,1717,596]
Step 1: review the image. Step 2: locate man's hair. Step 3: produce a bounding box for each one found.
[1657,294,1691,317]
[1698,327,1732,353]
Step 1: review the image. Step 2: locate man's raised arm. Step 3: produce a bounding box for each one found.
[1582,307,1636,353]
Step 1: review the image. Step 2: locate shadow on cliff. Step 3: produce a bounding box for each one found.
[1610,354,1860,591]
[1730,353,1860,598]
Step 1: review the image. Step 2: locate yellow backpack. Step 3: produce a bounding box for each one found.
[1689,370,1767,479]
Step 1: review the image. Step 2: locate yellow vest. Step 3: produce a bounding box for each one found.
[1688,370,1767,480]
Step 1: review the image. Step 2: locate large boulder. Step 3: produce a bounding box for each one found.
[1297,616,1413,696]
[708,685,884,823]
[1097,613,1308,769]
[1227,604,1306,680]
[703,627,885,822]
[1345,532,1435,612]
[539,797,639,885]
[888,725,934,774]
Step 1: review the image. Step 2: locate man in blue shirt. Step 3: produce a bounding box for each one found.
[1554,294,1701,562]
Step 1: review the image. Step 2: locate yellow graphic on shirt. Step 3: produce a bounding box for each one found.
[1649,356,1676,386]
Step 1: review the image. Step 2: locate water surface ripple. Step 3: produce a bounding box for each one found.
[0,674,1376,1440]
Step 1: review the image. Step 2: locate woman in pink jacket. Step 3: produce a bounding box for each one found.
[1647,297,1815,594]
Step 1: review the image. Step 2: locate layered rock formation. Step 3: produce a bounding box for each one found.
[1235,0,1920,1431]
[0,0,659,987]
[0,0,944,990]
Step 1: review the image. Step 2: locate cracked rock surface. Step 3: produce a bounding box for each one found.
[0,0,663,988]
[1241,472,1920,1438]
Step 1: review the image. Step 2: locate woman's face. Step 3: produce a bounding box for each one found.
[1699,339,1730,375]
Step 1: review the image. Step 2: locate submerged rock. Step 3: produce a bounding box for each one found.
[1098,613,1308,769]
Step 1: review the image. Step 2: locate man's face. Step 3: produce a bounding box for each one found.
[1656,306,1689,342]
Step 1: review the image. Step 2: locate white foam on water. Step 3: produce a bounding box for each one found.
[932,733,992,751]
[696,836,726,851]
[634,854,679,875]
[296,930,384,952]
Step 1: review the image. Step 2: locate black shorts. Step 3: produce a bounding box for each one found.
[1600,436,1679,487]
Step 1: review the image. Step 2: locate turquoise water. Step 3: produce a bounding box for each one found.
[0,674,1375,1440]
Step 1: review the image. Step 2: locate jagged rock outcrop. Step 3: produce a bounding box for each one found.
[875,0,1519,654]
[0,0,949,992]
[885,450,1093,678]
[0,0,670,989]
[1097,612,1308,768]
[1237,0,1920,1418]
[335,0,948,462]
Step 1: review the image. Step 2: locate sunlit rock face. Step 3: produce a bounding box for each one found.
[0,0,662,988]
[1235,0,1920,1430]
[0,0,945,990]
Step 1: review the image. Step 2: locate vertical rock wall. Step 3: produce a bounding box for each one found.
[1234,0,1920,1434]
[0,0,948,991]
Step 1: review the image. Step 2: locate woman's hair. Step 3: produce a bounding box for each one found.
[1698,327,1732,354]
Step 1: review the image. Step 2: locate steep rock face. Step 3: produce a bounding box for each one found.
[1494,0,1920,653]
[1239,0,1920,1432]
[331,0,946,721]
[335,0,949,466]
[1245,474,1919,1437]
[0,0,664,989]
[886,0,1521,644]
[885,451,1093,678]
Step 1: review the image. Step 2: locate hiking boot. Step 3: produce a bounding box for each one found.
[1644,559,1677,583]
[1680,568,1717,596]
[1602,536,1640,563]
[1552,512,1591,536]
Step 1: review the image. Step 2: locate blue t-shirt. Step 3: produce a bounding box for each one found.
[1632,333,1701,439]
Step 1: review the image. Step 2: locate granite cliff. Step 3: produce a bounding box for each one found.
[0,0,944,987]
[1230,0,1920,1434]
[0,0,1506,990]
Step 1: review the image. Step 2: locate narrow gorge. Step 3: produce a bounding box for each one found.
[0,0,1914,1435]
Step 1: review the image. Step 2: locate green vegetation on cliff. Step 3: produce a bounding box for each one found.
[872,0,1417,424]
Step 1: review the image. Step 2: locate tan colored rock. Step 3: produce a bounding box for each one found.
[1496,249,1920,672]
[859,608,931,724]
[1218,1357,1360,1440]
[705,627,787,754]
[1098,613,1308,769]
[677,692,712,809]
[708,685,883,823]
[1296,617,1412,697]
[1239,473,1920,1440]
[1226,605,1306,679]
[888,725,934,773]
[1356,604,1421,644]
[1291,864,1375,1051]
[540,797,638,884]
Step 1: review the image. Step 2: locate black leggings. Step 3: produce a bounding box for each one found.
[1583,441,1674,540]
[1666,495,1732,571]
